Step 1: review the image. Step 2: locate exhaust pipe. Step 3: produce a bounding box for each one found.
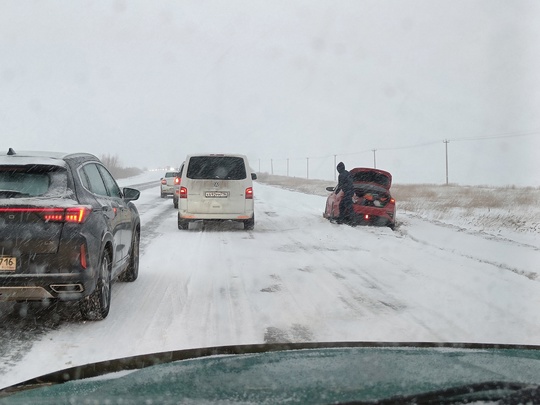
[50,284,84,293]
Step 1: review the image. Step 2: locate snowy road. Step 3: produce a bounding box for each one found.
[1,178,540,389]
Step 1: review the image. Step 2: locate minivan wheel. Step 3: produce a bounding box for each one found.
[244,215,255,230]
[80,251,112,321]
[178,214,189,230]
[118,231,139,282]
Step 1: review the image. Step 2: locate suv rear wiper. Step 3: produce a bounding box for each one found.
[0,190,30,198]
[346,381,540,404]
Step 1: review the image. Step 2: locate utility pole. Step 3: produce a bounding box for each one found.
[443,139,449,185]
[271,159,274,175]
[372,149,377,168]
[287,158,289,177]
[333,154,337,181]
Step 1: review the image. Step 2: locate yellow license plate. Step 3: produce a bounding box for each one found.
[0,256,16,271]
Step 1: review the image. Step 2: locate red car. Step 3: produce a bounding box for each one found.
[323,168,396,229]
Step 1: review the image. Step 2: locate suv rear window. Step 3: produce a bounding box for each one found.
[0,165,69,198]
[187,157,247,180]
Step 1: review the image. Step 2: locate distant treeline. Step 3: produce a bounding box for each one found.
[101,154,144,179]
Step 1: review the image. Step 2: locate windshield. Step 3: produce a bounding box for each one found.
[1,0,539,402]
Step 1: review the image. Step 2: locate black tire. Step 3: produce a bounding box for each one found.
[118,231,139,282]
[160,191,165,198]
[80,250,112,321]
[244,215,255,230]
[178,214,189,230]
[173,196,178,209]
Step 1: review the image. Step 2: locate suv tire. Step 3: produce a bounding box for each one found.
[118,231,139,282]
[80,250,112,321]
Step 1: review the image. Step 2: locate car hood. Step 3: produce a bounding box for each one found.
[350,168,392,189]
[3,342,540,404]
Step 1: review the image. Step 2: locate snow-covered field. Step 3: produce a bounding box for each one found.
[1,172,539,389]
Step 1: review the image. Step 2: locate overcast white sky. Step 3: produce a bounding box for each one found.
[1,0,539,186]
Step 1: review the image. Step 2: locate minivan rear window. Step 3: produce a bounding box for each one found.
[186,157,247,180]
[0,165,68,198]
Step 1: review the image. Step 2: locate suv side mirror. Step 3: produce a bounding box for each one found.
[123,187,140,202]
[251,173,257,180]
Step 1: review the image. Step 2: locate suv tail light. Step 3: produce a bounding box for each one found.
[174,177,181,185]
[245,187,253,199]
[0,207,92,224]
[180,186,188,199]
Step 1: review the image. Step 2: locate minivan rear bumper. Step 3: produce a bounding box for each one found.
[179,212,254,221]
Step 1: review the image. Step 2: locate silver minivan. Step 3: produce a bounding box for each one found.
[177,154,257,230]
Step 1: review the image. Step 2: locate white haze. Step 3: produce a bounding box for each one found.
[1,1,539,185]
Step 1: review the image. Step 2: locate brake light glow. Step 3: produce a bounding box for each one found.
[80,243,88,269]
[174,177,181,185]
[364,214,369,220]
[65,207,91,223]
[390,198,395,204]
[161,179,167,185]
[180,186,188,198]
[245,187,253,199]
[0,207,91,224]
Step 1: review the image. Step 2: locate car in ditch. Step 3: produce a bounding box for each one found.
[0,148,141,321]
[324,167,396,229]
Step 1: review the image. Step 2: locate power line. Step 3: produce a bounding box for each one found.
[450,130,540,142]
[256,130,540,161]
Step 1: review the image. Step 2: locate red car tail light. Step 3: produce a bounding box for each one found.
[390,198,395,204]
[174,177,181,185]
[161,179,167,185]
[364,214,370,220]
[180,186,188,198]
[245,187,253,199]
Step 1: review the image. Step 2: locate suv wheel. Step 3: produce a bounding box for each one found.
[118,231,139,282]
[173,195,178,209]
[80,250,112,321]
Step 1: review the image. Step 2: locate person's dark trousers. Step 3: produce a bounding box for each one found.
[338,195,353,224]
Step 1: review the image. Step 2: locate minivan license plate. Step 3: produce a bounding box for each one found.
[0,256,16,271]
[205,191,229,198]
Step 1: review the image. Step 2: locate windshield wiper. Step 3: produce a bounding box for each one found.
[0,190,30,198]
[343,381,540,404]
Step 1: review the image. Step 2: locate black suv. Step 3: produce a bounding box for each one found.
[0,149,140,320]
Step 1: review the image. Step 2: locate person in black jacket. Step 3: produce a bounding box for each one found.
[335,162,354,224]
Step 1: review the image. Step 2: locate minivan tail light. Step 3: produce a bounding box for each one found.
[180,186,188,198]
[245,187,253,199]
[174,177,181,185]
